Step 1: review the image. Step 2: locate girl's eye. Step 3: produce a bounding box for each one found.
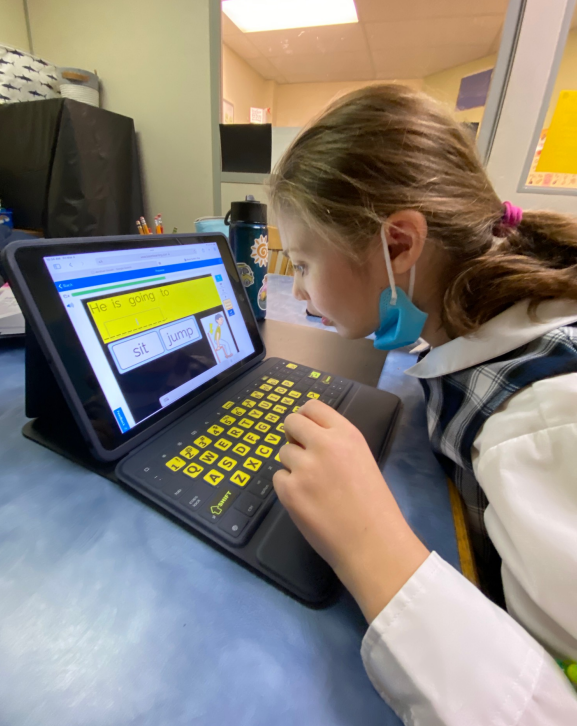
[293,264,306,275]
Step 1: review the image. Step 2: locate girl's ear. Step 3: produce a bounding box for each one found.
[384,210,428,274]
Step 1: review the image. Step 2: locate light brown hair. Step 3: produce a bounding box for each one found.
[269,84,577,338]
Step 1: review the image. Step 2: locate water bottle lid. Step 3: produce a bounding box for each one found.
[227,195,267,225]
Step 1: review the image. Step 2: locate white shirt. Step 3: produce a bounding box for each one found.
[361,300,577,724]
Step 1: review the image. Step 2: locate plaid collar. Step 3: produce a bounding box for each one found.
[406,299,577,379]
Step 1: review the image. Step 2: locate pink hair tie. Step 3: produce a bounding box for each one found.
[494,201,523,236]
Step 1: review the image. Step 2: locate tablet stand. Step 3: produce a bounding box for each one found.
[22,324,117,479]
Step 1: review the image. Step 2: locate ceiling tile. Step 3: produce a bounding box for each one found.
[366,14,503,51]
[245,23,366,58]
[271,50,374,84]
[222,13,241,38]
[355,0,509,24]
[372,43,493,79]
[223,35,262,60]
[246,56,287,83]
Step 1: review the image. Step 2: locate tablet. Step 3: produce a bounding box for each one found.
[3,234,265,460]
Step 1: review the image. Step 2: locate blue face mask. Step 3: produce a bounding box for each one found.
[373,225,428,351]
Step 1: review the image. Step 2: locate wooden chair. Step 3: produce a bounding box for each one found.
[267,225,293,276]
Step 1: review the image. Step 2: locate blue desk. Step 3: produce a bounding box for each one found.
[0,276,458,725]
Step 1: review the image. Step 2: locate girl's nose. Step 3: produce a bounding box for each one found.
[292,276,308,302]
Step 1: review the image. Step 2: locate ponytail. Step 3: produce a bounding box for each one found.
[444,210,577,336]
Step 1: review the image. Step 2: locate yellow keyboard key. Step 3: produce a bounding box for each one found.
[220,415,236,426]
[231,407,246,417]
[207,425,224,437]
[242,399,256,408]
[222,401,235,409]
[199,450,218,465]
[254,422,270,433]
[292,406,301,412]
[258,400,272,410]
[183,462,204,478]
[286,363,298,369]
[243,457,262,472]
[255,445,273,458]
[214,438,232,451]
[275,386,287,395]
[267,393,280,402]
[248,409,263,419]
[239,418,254,429]
[275,452,281,462]
[309,371,321,379]
[265,413,280,423]
[194,435,212,449]
[204,469,224,486]
[273,405,287,414]
[244,432,260,445]
[230,470,250,487]
[281,397,293,406]
[260,383,272,391]
[217,456,237,472]
[166,456,186,472]
[321,375,332,384]
[179,446,199,460]
[251,391,264,399]
[307,392,320,399]
[264,433,281,445]
[289,390,301,399]
[267,378,279,386]
[228,427,243,438]
[277,423,285,433]
[281,380,294,387]
[232,443,250,457]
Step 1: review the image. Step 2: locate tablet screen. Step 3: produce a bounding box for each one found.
[8,234,264,458]
[44,241,256,433]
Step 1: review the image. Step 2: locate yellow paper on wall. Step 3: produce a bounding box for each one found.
[536,90,577,174]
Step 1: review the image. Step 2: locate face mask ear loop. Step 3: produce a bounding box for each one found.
[408,265,416,302]
[381,224,397,305]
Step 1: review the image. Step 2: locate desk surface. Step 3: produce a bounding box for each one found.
[0,276,458,726]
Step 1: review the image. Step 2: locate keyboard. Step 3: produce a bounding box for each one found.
[133,360,352,546]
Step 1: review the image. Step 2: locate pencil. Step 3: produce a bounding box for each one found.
[136,220,144,235]
[140,216,150,235]
[158,214,164,234]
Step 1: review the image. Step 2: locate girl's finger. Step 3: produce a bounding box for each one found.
[278,442,307,471]
[297,398,342,429]
[284,411,322,448]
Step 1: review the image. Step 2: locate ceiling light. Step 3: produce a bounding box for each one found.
[222,0,359,33]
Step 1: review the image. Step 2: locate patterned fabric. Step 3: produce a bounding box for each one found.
[419,324,577,601]
[0,45,60,105]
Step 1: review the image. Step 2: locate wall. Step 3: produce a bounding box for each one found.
[222,44,275,124]
[274,78,423,127]
[0,0,29,51]
[27,0,217,231]
[423,53,498,124]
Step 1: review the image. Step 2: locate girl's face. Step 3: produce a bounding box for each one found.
[277,212,383,339]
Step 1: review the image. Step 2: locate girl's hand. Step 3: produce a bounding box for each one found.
[273,400,429,623]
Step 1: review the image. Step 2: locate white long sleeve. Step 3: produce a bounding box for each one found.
[361,373,577,725]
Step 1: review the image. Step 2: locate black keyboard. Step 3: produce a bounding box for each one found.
[135,360,351,546]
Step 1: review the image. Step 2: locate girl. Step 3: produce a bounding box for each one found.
[269,84,577,725]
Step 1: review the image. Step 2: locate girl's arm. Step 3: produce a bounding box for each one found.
[274,395,577,725]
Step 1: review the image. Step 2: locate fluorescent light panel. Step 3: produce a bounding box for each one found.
[222,0,358,33]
